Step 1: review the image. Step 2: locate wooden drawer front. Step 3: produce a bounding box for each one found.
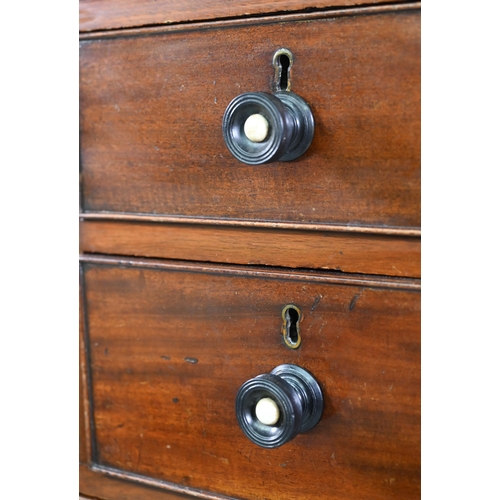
[81,257,420,500]
[80,9,420,230]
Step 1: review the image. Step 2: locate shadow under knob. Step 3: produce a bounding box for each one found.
[222,91,314,165]
[235,364,323,448]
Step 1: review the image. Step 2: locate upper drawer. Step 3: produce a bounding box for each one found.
[80,0,412,32]
[80,8,420,230]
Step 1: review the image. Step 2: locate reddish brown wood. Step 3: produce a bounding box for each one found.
[80,9,420,229]
[81,257,420,500]
[80,0,410,32]
[80,219,421,278]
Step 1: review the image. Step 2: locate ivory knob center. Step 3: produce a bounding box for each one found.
[255,397,280,426]
[244,114,269,142]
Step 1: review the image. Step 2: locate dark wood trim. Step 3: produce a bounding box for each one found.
[80,464,207,499]
[79,212,421,237]
[79,2,421,40]
[90,464,241,500]
[79,254,421,291]
[79,266,93,464]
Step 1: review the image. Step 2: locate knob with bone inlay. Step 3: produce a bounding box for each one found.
[235,364,323,448]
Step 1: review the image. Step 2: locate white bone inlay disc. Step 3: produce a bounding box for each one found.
[255,397,280,426]
[244,114,269,143]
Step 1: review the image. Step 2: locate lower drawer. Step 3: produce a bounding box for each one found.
[80,256,420,500]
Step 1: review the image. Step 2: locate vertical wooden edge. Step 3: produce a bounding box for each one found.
[79,264,93,465]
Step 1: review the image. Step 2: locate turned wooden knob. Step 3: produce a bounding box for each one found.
[222,91,314,165]
[235,364,323,448]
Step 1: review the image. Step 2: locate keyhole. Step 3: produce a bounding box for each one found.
[279,54,290,91]
[273,48,293,92]
[281,304,301,349]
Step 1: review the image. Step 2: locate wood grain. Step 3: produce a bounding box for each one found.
[80,9,420,229]
[81,258,420,500]
[80,0,409,32]
[80,219,421,278]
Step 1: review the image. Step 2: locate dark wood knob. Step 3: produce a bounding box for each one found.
[222,91,314,165]
[235,364,323,448]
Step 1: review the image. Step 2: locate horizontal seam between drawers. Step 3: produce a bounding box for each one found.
[79,253,421,291]
[79,2,421,40]
[79,213,421,237]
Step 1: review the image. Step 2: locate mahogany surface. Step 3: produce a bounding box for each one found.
[80,0,407,32]
[80,9,420,229]
[81,257,420,500]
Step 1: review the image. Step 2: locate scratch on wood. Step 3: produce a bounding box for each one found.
[349,294,361,311]
[184,357,198,364]
[136,433,144,468]
[311,294,323,311]
[317,323,325,337]
[202,450,229,464]
[161,355,170,360]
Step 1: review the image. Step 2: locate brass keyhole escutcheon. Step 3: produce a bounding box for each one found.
[281,304,301,349]
[272,48,293,92]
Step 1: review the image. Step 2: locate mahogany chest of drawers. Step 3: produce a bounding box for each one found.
[80,2,420,499]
